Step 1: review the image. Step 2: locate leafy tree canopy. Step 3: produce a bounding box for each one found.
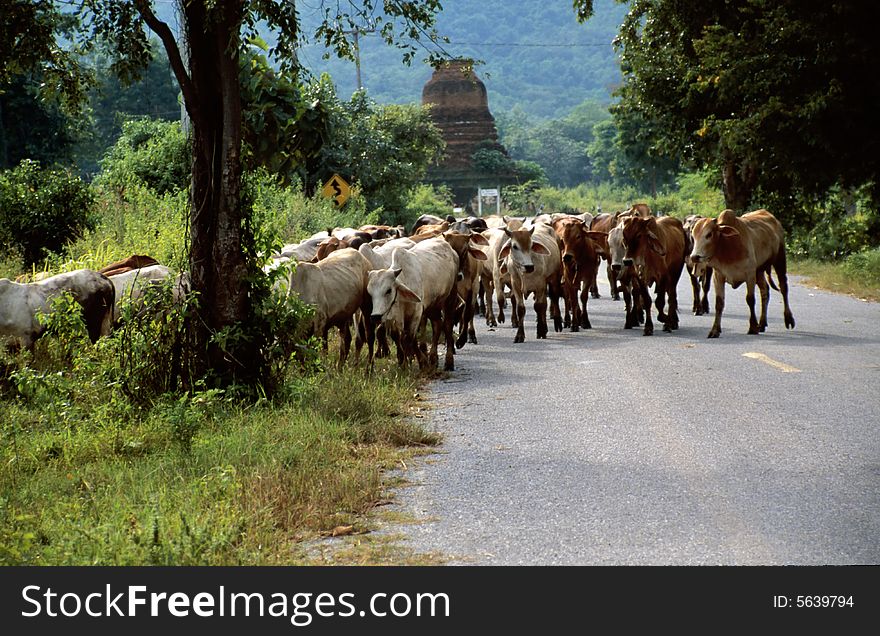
[610,0,880,213]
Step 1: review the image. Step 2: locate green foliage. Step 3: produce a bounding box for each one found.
[303,79,445,226]
[497,98,612,187]
[0,74,86,169]
[0,159,96,267]
[843,248,880,288]
[240,42,329,185]
[403,184,455,220]
[787,188,880,260]
[612,0,880,210]
[73,43,181,176]
[94,118,189,196]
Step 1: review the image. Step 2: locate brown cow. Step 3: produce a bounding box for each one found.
[621,215,687,335]
[551,217,607,331]
[441,230,489,348]
[312,236,351,262]
[690,209,795,338]
[98,254,159,278]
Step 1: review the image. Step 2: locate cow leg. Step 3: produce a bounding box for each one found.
[664,279,680,332]
[456,294,474,350]
[338,322,352,368]
[565,278,578,332]
[513,283,526,343]
[477,279,486,317]
[510,293,520,329]
[579,278,592,329]
[757,272,770,332]
[535,292,549,339]
[690,270,702,315]
[483,276,497,327]
[640,283,654,336]
[708,271,726,338]
[623,283,636,329]
[745,274,760,335]
[607,262,619,300]
[775,250,796,330]
[550,277,563,333]
[496,281,507,324]
[701,268,712,315]
[655,285,668,324]
[443,296,457,371]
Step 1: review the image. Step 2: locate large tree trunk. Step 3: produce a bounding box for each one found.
[721,157,757,212]
[182,0,252,384]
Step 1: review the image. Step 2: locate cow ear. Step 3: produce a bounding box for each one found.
[531,241,550,255]
[647,231,667,256]
[499,243,511,259]
[468,247,488,261]
[392,267,403,278]
[468,232,489,246]
[500,262,508,275]
[395,281,421,304]
[719,225,740,239]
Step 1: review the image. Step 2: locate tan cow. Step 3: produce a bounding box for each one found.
[499,222,563,343]
[288,248,374,367]
[620,215,687,335]
[690,209,795,338]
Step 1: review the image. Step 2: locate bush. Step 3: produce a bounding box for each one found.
[95,118,189,196]
[787,187,880,259]
[0,160,96,267]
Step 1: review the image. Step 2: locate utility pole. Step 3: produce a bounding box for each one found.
[342,26,375,91]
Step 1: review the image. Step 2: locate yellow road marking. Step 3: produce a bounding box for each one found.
[742,352,801,373]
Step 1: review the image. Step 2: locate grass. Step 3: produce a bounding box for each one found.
[789,249,880,302]
[0,342,442,565]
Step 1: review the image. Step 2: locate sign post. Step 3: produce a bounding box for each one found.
[477,186,500,217]
[321,174,351,207]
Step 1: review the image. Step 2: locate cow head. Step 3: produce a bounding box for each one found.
[366,261,420,325]
[689,216,740,265]
[499,226,549,274]
[607,225,629,273]
[621,216,665,268]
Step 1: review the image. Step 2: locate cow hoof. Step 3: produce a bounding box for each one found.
[581,320,591,329]
[498,312,505,323]
[570,325,579,333]
[469,333,477,345]
[785,315,796,329]
[643,327,654,336]
[747,327,760,335]
[514,334,524,344]
[707,330,720,338]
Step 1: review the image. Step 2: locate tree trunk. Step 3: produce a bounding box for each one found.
[721,157,757,212]
[182,0,252,385]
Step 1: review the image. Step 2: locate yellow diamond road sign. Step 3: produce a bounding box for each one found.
[322,174,351,207]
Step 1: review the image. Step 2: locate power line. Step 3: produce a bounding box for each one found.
[450,41,612,48]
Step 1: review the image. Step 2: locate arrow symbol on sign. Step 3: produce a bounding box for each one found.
[331,179,342,199]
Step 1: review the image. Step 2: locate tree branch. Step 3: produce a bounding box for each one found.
[134,0,197,116]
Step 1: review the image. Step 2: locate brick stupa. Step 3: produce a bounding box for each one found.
[422,59,517,210]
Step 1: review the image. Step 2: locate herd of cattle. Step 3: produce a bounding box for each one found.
[0,204,796,370]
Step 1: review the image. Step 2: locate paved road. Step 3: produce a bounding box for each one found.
[391,270,880,564]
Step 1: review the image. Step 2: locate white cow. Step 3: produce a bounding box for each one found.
[366,237,459,371]
[108,264,180,323]
[1,269,115,348]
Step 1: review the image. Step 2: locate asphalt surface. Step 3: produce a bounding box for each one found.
[389,270,880,565]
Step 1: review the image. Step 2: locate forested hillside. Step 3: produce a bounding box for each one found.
[294,0,627,118]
